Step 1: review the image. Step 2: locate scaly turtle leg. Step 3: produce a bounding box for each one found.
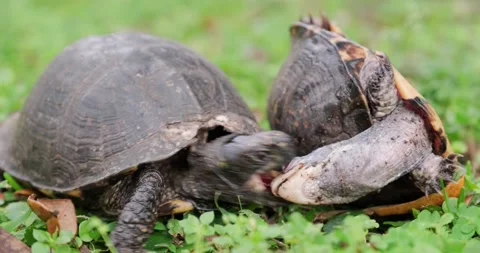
[100,165,190,253]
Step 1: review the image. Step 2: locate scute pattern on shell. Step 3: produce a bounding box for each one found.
[0,32,259,192]
[267,18,373,155]
[282,15,452,158]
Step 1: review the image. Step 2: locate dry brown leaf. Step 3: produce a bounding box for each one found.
[465,194,474,206]
[14,189,38,200]
[365,176,465,217]
[314,177,466,222]
[27,194,77,236]
[0,228,31,253]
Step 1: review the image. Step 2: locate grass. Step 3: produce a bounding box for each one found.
[0,0,479,252]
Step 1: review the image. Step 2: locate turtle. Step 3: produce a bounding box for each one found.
[0,32,297,252]
[267,15,463,208]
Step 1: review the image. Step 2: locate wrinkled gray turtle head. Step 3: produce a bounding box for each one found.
[360,51,399,119]
[183,131,296,206]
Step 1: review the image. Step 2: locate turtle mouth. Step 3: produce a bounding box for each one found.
[270,162,320,205]
[245,170,281,193]
[271,162,304,197]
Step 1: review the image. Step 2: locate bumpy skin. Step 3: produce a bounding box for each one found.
[184,132,294,200]
[361,52,399,120]
[0,33,297,252]
[110,167,164,252]
[271,105,455,204]
[99,131,295,251]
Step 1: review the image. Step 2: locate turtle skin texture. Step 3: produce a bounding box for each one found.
[0,32,296,252]
[269,15,462,210]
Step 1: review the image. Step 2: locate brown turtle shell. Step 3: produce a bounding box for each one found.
[269,15,452,158]
[267,16,373,155]
[0,32,259,192]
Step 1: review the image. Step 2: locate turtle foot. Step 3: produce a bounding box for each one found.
[412,153,463,197]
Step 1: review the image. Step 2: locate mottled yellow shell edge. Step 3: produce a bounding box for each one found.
[393,68,453,157]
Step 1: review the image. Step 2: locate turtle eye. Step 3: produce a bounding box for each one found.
[255,151,270,162]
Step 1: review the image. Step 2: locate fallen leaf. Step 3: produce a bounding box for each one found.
[465,194,474,206]
[365,176,465,217]
[0,228,31,253]
[314,177,465,220]
[27,194,77,236]
[14,189,38,200]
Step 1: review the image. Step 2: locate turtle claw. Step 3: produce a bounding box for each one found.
[423,184,442,199]
[412,154,460,197]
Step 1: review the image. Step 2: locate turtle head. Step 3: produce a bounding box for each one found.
[360,51,398,119]
[183,131,296,206]
[360,51,393,85]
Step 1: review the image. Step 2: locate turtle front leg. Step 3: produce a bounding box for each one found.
[100,165,179,253]
[411,153,461,196]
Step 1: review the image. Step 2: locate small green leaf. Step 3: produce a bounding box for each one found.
[3,192,16,202]
[0,214,28,233]
[417,210,432,222]
[204,225,215,236]
[24,227,37,246]
[179,215,200,234]
[24,211,40,227]
[322,212,350,233]
[154,222,166,231]
[78,219,100,242]
[200,211,214,225]
[461,223,476,234]
[214,224,226,235]
[184,233,196,244]
[439,213,455,226]
[452,220,476,240]
[213,236,233,247]
[144,232,175,251]
[31,242,50,253]
[167,219,183,236]
[33,229,51,243]
[383,221,407,227]
[0,180,10,189]
[55,245,75,253]
[107,221,117,232]
[3,173,22,191]
[55,231,74,244]
[442,198,459,214]
[412,208,420,218]
[4,202,31,221]
[74,236,83,248]
[78,221,93,242]
[464,239,480,253]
